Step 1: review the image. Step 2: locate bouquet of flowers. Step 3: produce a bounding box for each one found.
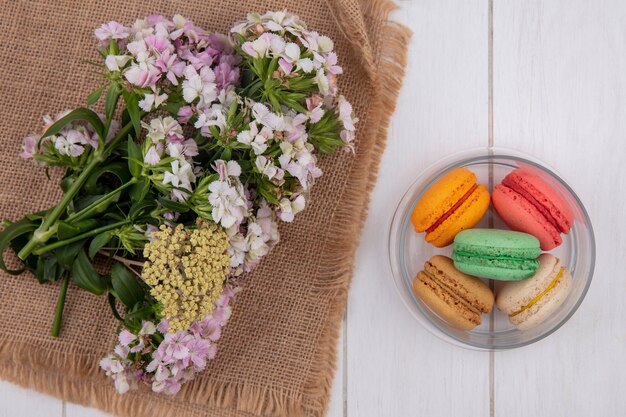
[0,11,356,395]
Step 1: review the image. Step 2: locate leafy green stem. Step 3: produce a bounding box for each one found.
[18,158,102,260]
[66,177,138,224]
[50,273,69,337]
[17,120,135,260]
[33,220,130,256]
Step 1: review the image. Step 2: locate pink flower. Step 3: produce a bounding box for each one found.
[278,58,293,75]
[214,62,239,89]
[177,106,193,124]
[184,338,211,369]
[94,21,129,41]
[306,97,324,124]
[124,63,160,88]
[213,159,242,180]
[20,134,37,159]
[155,50,186,85]
[119,329,136,346]
[337,95,356,132]
[278,195,306,222]
[163,333,194,360]
[144,146,161,166]
[144,34,171,53]
[324,52,343,75]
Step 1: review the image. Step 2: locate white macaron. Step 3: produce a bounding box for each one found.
[496,254,572,330]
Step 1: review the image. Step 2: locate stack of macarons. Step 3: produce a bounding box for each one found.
[409,167,575,331]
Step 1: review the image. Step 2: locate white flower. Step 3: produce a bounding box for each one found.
[296,58,314,73]
[227,230,247,268]
[266,34,286,55]
[236,122,273,155]
[338,95,357,131]
[139,321,156,336]
[54,133,84,157]
[182,65,217,106]
[208,180,247,228]
[194,104,227,137]
[245,222,270,260]
[256,201,280,244]
[144,146,161,165]
[255,155,284,182]
[304,32,334,53]
[241,33,284,58]
[213,159,242,181]
[126,40,147,56]
[314,69,330,96]
[143,116,183,144]
[282,43,314,73]
[225,160,242,177]
[278,196,306,222]
[166,139,198,159]
[105,54,131,71]
[317,36,334,53]
[139,88,168,112]
[162,159,195,201]
[251,103,283,130]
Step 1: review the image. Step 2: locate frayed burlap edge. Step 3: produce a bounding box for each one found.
[0,0,411,416]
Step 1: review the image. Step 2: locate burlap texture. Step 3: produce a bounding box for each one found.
[0,1,409,416]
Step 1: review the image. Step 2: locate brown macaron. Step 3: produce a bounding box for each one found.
[412,255,494,330]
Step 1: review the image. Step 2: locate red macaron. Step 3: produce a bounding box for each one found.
[492,168,573,250]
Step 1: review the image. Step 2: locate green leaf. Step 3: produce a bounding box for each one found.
[105,83,121,123]
[258,185,279,205]
[86,87,104,106]
[122,91,141,137]
[129,178,150,204]
[128,199,157,221]
[0,218,38,274]
[71,249,106,295]
[227,99,239,124]
[56,239,86,270]
[157,196,190,213]
[266,57,279,81]
[107,293,124,321]
[220,147,232,160]
[35,254,63,283]
[60,176,76,193]
[57,219,99,240]
[268,92,282,113]
[41,108,105,142]
[110,262,145,308]
[88,232,112,259]
[127,137,143,178]
[84,161,131,195]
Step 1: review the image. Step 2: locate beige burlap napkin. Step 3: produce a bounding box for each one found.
[0,0,409,416]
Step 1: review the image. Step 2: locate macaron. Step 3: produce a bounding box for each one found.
[452,229,541,280]
[410,167,490,247]
[492,168,574,250]
[496,254,572,330]
[412,255,494,330]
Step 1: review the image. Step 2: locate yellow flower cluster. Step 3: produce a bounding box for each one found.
[142,220,231,333]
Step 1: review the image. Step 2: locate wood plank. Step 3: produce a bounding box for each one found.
[0,381,63,417]
[346,1,491,416]
[493,1,626,415]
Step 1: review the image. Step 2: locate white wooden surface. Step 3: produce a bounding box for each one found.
[2,1,626,416]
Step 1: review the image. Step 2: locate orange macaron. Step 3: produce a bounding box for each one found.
[410,167,490,247]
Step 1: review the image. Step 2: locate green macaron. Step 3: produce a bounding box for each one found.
[452,229,541,280]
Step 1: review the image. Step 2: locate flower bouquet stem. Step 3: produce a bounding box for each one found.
[33,220,130,255]
[17,119,136,260]
[51,273,70,337]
